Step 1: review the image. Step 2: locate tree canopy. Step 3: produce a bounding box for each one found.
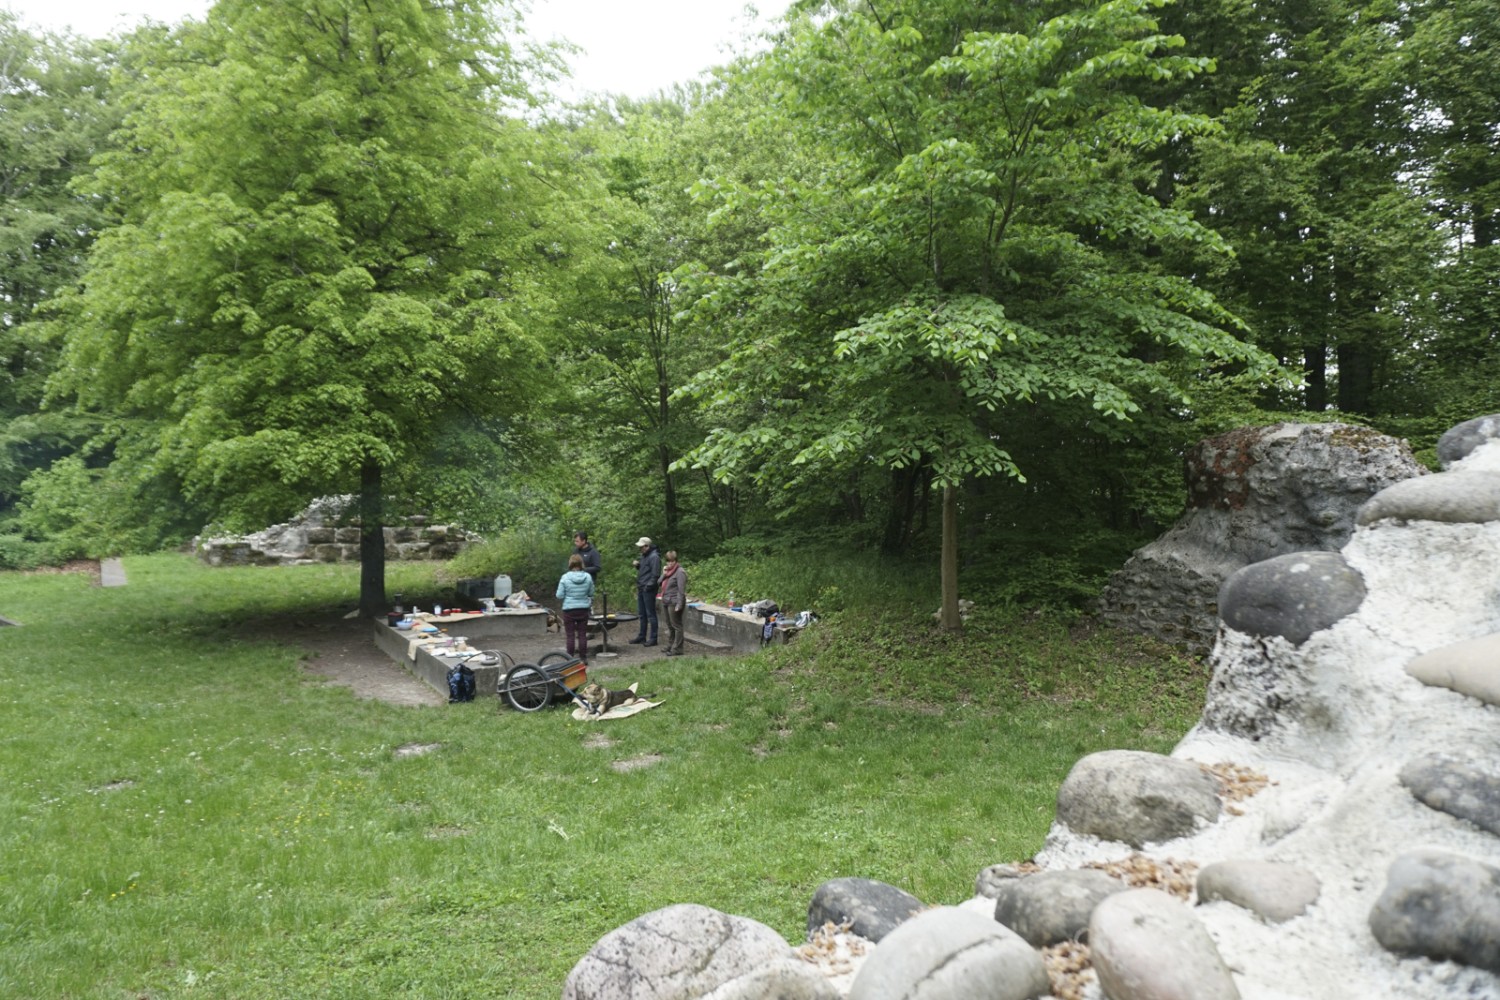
[0,0,1493,615]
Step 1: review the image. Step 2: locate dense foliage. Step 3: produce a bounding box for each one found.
[0,0,1495,609]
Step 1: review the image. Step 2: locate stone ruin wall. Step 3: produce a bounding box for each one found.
[194,498,480,567]
[1095,422,1426,656]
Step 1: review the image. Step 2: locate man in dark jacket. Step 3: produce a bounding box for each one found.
[572,531,601,583]
[629,536,660,645]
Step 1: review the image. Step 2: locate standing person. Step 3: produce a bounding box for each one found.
[556,553,595,665]
[658,550,688,656]
[628,536,660,646]
[572,531,601,584]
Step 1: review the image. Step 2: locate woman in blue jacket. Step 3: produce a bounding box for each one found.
[556,554,596,664]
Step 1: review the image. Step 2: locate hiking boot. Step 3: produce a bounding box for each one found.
[627,636,646,644]
[642,640,657,647]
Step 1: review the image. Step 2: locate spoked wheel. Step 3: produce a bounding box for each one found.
[502,663,552,712]
[538,650,572,667]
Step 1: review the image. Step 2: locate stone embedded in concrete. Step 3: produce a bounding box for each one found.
[847,906,1048,1000]
[1405,633,1500,707]
[975,863,1038,900]
[701,959,839,1000]
[1055,750,1222,848]
[806,877,924,943]
[1399,754,1500,836]
[562,903,796,1000]
[991,868,1127,946]
[1195,859,1321,924]
[1089,888,1242,1000]
[1437,414,1500,468]
[1217,551,1366,645]
[1357,471,1500,526]
[1369,850,1500,976]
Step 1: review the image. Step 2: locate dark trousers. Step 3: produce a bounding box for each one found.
[562,607,590,661]
[636,585,658,640]
[663,603,684,653]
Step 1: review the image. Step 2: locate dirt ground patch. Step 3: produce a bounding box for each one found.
[289,611,693,707]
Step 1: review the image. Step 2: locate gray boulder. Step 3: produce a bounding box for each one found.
[807,877,924,943]
[991,868,1127,946]
[1437,414,1500,468]
[1404,632,1500,707]
[1369,850,1500,975]
[701,960,839,1000]
[563,903,796,1000]
[847,906,1048,1000]
[1097,422,1421,654]
[1217,551,1366,646]
[1399,754,1500,836]
[1055,750,1222,848]
[1089,888,1241,1000]
[1357,471,1500,526]
[1195,859,1321,924]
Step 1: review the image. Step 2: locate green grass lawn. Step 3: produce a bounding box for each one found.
[0,554,1205,998]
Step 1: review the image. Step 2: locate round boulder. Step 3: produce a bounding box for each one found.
[563,903,796,1000]
[1369,850,1500,975]
[1055,750,1222,848]
[1436,414,1500,469]
[1195,859,1321,924]
[1089,888,1242,1000]
[702,959,840,1000]
[1217,551,1366,645]
[848,906,1048,1000]
[1404,632,1500,708]
[992,868,1127,946]
[1357,471,1500,526]
[1399,753,1500,837]
[807,877,924,943]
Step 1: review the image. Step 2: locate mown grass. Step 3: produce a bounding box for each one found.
[0,553,1206,998]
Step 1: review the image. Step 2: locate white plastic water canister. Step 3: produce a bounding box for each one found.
[493,574,512,600]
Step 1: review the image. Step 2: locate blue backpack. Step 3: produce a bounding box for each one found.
[447,665,476,703]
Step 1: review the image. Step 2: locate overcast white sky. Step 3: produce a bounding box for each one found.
[2,0,792,100]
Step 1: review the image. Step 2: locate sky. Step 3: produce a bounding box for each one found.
[2,0,793,100]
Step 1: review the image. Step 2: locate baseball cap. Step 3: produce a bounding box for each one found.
[635,536,652,547]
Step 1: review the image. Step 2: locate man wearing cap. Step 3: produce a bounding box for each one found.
[629,536,660,646]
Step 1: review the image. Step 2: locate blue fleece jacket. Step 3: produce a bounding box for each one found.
[555,570,595,610]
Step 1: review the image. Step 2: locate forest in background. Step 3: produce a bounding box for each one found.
[2,0,1496,613]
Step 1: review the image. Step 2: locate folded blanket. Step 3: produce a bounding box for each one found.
[570,698,662,722]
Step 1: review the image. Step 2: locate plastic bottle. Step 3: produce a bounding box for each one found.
[727,590,736,609]
[493,573,512,600]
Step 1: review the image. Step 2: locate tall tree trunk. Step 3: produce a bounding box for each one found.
[1336,340,1374,415]
[658,443,678,538]
[881,465,919,554]
[938,483,962,633]
[358,458,387,618]
[1303,340,1327,411]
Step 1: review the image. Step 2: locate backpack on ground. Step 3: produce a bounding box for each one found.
[447,664,476,703]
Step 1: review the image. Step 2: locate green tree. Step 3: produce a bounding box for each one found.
[0,17,122,515]
[48,0,560,612]
[682,0,1271,630]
